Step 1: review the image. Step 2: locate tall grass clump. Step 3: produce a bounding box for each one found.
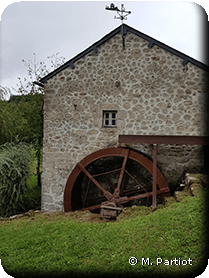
[0,138,32,217]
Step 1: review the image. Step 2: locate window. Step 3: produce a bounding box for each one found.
[103,111,117,127]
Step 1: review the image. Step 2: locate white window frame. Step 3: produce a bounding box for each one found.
[103,111,117,128]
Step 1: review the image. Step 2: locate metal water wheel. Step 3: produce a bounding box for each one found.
[64,148,170,218]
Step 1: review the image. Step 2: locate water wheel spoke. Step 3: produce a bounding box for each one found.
[121,188,170,205]
[114,149,129,196]
[77,162,112,201]
[101,176,116,192]
[91,164,118,192]
[92,168,121,177]
[121,187,152,207]
[82,178,91,208]
[122,187,151,196]
[75,204,101,212]
[120,176,126,195]
[124,169,148,193]
[83,196,107,209]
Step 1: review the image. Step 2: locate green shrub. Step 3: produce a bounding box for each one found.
[0,139,32,217]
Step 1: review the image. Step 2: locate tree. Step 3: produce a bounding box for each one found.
[0,94,27,145]
[18,92,44,187]
[1,53,65,187]
[17,53,65,186]
[16,52,65,95]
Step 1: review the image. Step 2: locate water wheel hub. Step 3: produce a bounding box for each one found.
[100,201,123,219]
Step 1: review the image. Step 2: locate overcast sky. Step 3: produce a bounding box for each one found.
[0,1,208,98]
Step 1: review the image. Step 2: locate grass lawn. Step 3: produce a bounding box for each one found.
[0,187,208,278]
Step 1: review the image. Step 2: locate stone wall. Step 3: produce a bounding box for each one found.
[42,31,208,212]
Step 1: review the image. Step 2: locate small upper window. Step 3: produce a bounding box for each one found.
[103,111,117,127]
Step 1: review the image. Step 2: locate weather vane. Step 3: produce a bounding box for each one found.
[105,3,131,24]
[105,3,131,49]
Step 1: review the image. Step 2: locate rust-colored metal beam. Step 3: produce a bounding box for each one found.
[119,135,209,145]
[77,162,112,201]
[75,204,101,212]
[114,149,129,197]
[124,169,147,193]
[101,175,116,192]
[122,187,151,196]
[82,179,91,208]
[92,168,121,178]
[83,196,107,206]
[91,164,117,192]
[119,188,170,204]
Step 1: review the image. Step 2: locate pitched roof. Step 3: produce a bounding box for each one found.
[37,24,209,86]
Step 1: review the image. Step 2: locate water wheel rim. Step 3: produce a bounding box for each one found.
[64,147,170,212]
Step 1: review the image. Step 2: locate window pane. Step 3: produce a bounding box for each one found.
[103,111,117,127]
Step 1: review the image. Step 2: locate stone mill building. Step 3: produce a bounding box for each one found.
[36,24,209,213]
